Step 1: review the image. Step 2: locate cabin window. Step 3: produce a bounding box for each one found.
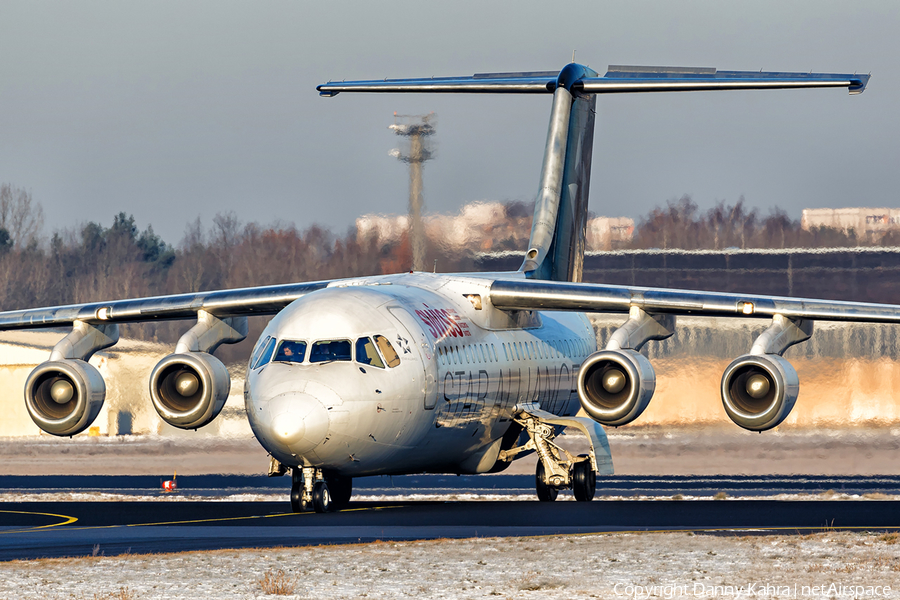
[502,344,509,361]
[273,339,307,364]
[252,337,276,369]
[309,339,351,363]
[514,343,521,361]
[356,337,385,369]
[480,344,487,363]
[374,335,401,368]
[492,344,498,362]
[464,346,471,364]
[529,341,535,359]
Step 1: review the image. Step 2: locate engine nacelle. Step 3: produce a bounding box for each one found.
[150,352,230,430]
[25,359,106,436]
[577,349,656,426]
[721,354,799,432]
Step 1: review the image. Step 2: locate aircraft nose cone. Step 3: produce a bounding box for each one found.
[268,393,330,454]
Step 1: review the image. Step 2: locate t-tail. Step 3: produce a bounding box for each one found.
[318,63,869,282]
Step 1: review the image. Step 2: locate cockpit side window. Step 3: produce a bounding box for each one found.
[374,335,401,368]
[356,337,385,369]
[309,339,352,363]
[252,337,277,369]
[249,335,271,368]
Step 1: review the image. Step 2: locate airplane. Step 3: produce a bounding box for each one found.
[0,62,892,514]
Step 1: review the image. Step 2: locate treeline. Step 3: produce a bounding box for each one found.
[630,195,877,250]
[0,185,470,361]
[0,183,889,361]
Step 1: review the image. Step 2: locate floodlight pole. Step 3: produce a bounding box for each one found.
[390,113,435,272]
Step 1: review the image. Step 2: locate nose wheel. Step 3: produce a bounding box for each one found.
[291,467,347,513]
[312,481,332,513]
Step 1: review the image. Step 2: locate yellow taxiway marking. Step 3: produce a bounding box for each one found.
[0,510,78,533]
[0,504,399,535]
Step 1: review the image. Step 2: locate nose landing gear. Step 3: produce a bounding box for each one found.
[290,467,353,513]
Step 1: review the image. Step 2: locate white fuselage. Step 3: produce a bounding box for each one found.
[244,272,596,476]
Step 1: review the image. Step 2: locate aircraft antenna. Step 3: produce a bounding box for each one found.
[389,112,436,271]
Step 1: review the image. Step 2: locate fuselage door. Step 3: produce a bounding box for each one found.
[387,306,437,410]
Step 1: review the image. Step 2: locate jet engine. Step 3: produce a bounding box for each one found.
[25,359,106,436]
[577,349,656,426]
[150,352,230,430]
[721,354,799,432]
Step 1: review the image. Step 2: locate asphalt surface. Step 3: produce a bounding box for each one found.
[1,475,900,561]
[3,474,900,497]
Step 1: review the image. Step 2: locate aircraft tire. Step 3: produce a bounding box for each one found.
[572,457,596,502]
[325,475,352,507]
[535,462,558,502]
[313,481,332,513]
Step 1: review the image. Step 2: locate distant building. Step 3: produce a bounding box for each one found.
[357,201,634,253]
[585,216,635,251]
[801,207,900,240]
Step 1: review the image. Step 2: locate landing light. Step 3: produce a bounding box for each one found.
[741,302,755,315]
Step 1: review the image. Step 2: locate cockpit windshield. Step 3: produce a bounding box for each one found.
[309,339,352,363]
[273,340,307,364]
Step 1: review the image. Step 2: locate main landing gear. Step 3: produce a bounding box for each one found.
[500,402,611,502]
[289,467,353,513]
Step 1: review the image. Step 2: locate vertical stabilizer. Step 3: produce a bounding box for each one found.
[317,63,869,282]
[520,64,597,282]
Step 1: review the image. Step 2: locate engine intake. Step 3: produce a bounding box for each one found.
[150,352,230,430]
[577,349,656,426]
[25,359,106,436]
[721,354,799,431]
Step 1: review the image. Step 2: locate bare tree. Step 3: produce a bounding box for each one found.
[0,184,44,250]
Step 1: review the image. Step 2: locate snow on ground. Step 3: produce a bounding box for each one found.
[0,531,898,599]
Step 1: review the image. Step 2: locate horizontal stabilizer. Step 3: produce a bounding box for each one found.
[318,64,870,96]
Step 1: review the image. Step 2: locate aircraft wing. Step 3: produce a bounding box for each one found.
[0,280,331,330]
[318,66,870,96]
[489,279,900,323]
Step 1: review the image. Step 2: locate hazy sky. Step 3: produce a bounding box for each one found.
[1,1,898,245]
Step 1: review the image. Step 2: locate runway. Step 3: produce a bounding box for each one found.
[1,474,899,561]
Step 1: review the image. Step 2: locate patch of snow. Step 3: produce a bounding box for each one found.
[1,531,898,599]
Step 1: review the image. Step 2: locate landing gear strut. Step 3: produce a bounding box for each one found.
[499,403,613,502]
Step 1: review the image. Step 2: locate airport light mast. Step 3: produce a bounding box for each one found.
[389,112,435,272]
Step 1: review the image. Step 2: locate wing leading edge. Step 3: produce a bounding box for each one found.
[0,280,331,330]
[489,279,900,324]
